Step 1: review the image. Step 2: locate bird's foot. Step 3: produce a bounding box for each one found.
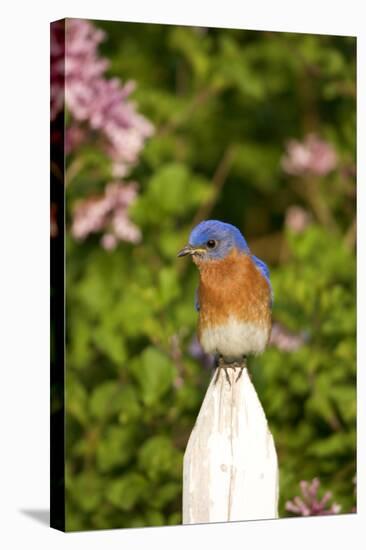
[234,357,247,382]
[213,356,247,385]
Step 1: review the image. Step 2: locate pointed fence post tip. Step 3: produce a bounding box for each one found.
[182,366,279,524]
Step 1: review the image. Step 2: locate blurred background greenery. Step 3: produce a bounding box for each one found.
[52,19,356,530]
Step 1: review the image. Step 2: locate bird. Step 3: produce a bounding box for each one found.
[177,220,273,383]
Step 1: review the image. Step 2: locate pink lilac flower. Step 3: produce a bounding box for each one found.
[71,182,141,248]
[65,125,87,154]
[281,134,337,177]
[50,20,65,121]
[269,322,307,352]
[51,19,154,247]
[101,233,118,251]
[51,19,154,176]
[286,478,341,516]
[285,205,312,234]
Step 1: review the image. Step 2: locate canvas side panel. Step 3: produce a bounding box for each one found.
[50,18,65,533]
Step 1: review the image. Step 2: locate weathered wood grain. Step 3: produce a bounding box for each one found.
[183,367,278,524]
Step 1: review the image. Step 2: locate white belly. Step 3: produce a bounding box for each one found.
[200,318,269,360]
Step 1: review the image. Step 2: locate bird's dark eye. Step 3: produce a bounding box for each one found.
[206,239,216,249]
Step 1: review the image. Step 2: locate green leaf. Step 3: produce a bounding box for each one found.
[131,163,211,225]
[169,27,211,81]
[144,509,165,526]
[92,324,127,365]
[167,511,182,525]
[138,436,183,481]
[308,432,355,458]
[90,382,141,421]
[106,473,149,511]
[118,386,142,423]
[150,481,181,509]
[67,315,92,370]
[158,267,180,305]
[90,381,120,419]
[67,472,103,513]
[96,425,139,472]
[130,347,176,406]
[66,374,88,426]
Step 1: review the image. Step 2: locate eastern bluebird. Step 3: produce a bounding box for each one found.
[178,220,273,382]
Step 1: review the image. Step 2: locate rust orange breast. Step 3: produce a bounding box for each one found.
[195,248,271,337]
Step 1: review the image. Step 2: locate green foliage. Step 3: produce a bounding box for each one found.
[130,347,176,406]
[257,226,356,514]
[64,21,356,530]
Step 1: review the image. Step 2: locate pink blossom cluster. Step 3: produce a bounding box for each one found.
[71,182,141,249]
[269,322,307,352]
[285,205,312,233]
[286,478,341,516]
[51,19,154,246]
[51,20,66,121]
[281,134,337,177]
[63,18,154,177]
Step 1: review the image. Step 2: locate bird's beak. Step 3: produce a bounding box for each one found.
[177,244,194,257]
[177,244,206,258]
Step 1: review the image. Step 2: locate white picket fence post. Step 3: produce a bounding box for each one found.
[182,366,279,524]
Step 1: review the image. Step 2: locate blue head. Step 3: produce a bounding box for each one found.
[178,220,273,308]
[177,220,250,261]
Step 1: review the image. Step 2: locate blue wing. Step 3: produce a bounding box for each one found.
[252,255,274,307]
[194,287,200,311]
